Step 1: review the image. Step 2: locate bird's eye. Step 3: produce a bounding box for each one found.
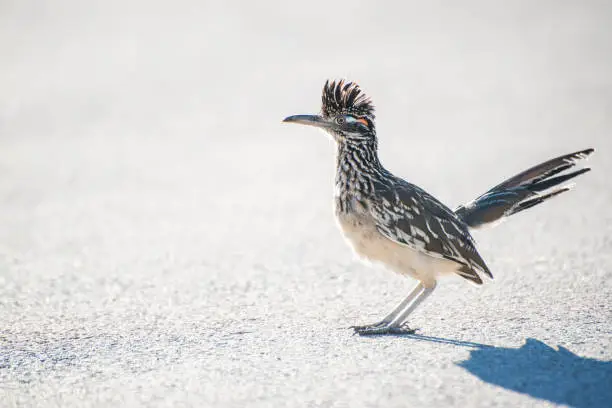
[336,116,346,125]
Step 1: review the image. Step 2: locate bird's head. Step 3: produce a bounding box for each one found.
[283,80,376,143]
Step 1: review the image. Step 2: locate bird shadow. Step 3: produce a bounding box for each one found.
[396,334,612,407]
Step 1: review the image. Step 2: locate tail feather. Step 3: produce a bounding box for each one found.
[455,148,594,228]
[488,148,594,191]
[505,186,570,216]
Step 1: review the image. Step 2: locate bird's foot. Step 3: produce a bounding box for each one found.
[351,322,417,336]
[349,321,387,332]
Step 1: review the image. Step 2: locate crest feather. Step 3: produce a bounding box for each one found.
[321,80,375,119]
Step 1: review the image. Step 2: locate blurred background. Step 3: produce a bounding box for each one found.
[1,1,610,406]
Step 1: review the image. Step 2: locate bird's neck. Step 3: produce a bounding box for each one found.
[335,139,385,202]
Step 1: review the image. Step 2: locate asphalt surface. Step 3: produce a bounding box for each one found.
[1,1,611,407]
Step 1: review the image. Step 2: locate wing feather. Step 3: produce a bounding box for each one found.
[371,181,492,283]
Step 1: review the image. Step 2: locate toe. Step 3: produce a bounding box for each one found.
[387,326,417,335]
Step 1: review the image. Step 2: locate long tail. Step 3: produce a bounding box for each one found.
[455,148,594,228]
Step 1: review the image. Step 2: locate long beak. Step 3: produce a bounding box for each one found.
[282,114,333,129]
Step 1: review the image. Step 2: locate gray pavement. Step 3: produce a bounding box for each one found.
[1,1,611,407]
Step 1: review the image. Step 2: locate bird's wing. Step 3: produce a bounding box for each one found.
[370,181,492,284]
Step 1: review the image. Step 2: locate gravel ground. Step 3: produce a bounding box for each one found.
[1,1,611,407]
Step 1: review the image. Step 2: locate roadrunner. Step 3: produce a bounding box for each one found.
[283,80,594,335]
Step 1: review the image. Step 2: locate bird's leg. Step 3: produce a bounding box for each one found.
[386,281,437,333]
[355,281,437,336]
[350,282,424,332]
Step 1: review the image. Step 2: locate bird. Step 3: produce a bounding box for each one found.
[283,79,594,336]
